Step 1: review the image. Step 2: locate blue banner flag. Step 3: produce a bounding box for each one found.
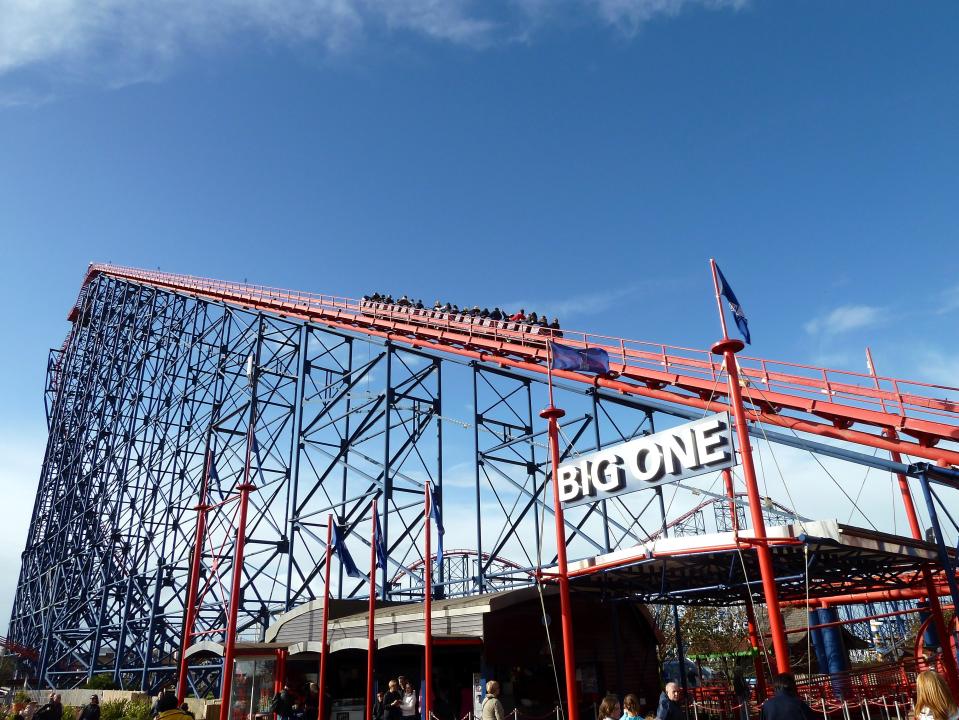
[549,341,610,375]
[427,483,444,567]
[715,263,751,345]
[373,511,387,570]
[330,522,363,579]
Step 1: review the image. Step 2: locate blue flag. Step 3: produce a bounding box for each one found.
[330,522,363,579]
[373,511,387,571]
[715,263,751,344]
[549,341,610,375]
[427,483,444,567]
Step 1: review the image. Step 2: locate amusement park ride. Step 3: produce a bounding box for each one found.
[5,263,958,714]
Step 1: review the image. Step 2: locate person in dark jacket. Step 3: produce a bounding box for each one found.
[655,683,682,720]
[760,673,816,720]
[372,691,386,720]
[35,694,63,720]
[271,686,296,720]
[79,695,101,720]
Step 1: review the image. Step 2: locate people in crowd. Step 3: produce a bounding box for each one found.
[78,695,101,720]
[399,679,417,718]
[481,680,505,720]
[154,692,193,720]
[384,679,402,720]
[24,701,39,720]
[528,311,538,324]
[509,309,526,322]
[759,673,815,720]
[271,684,296,720]
[655,683,682,720]
[915,670,959,720]
[622,694,641,720]
[598,694,621,720]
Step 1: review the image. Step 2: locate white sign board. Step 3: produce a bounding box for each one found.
[558,413,734,507]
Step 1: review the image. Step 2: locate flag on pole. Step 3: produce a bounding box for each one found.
[549,341,610,375]
[330,522,363,579]
[714,264,751,345]
[373,510,387,570]
[427,483,444,567]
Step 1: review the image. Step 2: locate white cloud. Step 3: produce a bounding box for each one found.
[590,0,747,34]
[804,304,883,336]
[0,0,746,85]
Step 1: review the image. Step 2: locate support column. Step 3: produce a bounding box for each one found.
[541,405,579,720]
[711,338,790,674]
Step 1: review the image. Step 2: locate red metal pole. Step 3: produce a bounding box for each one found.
[177,445,212,703]
[424,487,433,720]
[275,648,287,695]
[714,339,791,673]
[541,403,579,720]
[722,469,739,534]
[709,259,789,674]
[744,604,767,699]
[366,498,378,720]
[319,517,333,720]
[218,431,257,720]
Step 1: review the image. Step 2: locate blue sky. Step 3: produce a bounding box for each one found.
[1,0,958,627]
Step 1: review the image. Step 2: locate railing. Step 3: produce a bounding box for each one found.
[83,264,959,440]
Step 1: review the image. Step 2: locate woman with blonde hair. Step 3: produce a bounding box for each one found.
[915,671,958,720]
[482,681,505,720]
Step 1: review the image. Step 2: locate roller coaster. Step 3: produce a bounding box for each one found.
[7,263,959,704]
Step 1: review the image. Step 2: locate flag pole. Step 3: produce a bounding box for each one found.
[366,497,378,720]
[319,515,333,720]
[709,258,730,341]
[423,485,433,720]
[708,260,790,676]
[541,340,577,720]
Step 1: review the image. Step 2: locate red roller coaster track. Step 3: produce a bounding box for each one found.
[72,264,959,470]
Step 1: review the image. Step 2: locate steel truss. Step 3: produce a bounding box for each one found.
[9,267,959,694]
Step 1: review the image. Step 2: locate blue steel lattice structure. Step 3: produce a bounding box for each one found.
[8,264,959,697]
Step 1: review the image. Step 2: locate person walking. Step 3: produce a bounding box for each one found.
[759,674,815,720]
[915,670,959,720]
[35,694,63,720]
[598,695,621,720]
[656,683,682,720]
[621,694,641,720]
[481,681,505,720]
[79,695,101,720]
